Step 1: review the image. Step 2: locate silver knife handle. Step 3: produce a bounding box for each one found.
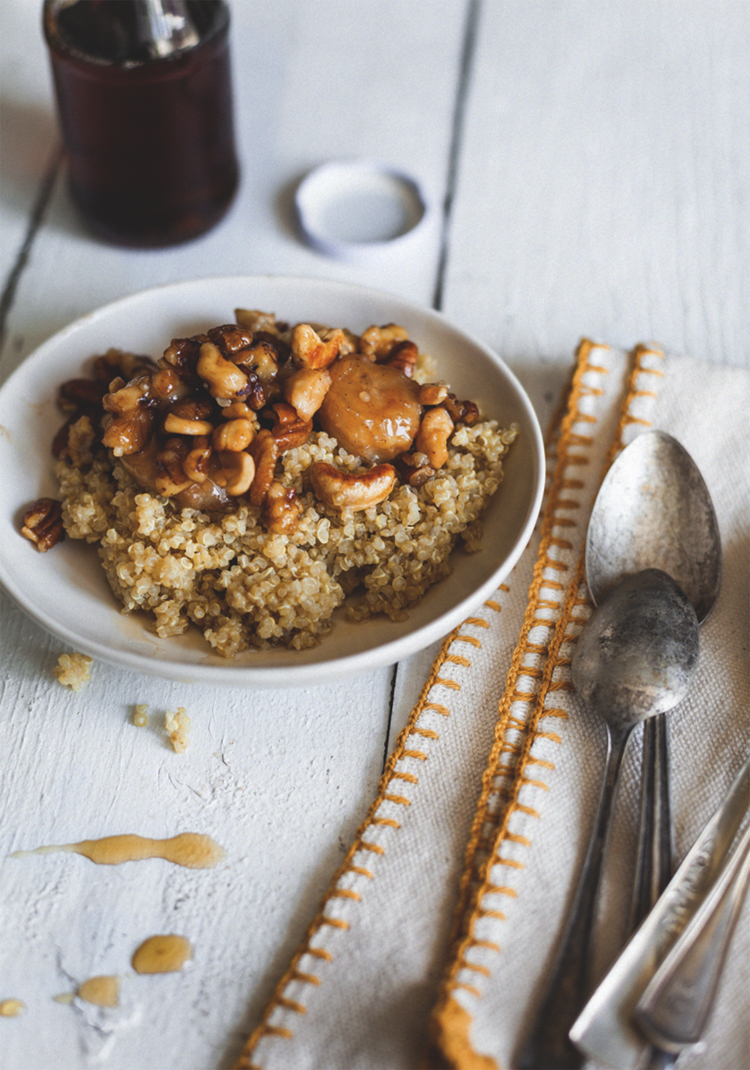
[635,818,750,1052]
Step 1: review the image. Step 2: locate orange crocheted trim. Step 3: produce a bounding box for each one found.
[234,607,500,1068]
[429,340,665,1068]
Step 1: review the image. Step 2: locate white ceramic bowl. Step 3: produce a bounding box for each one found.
[0,276,544,687]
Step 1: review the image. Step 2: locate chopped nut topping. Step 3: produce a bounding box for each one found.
[21,498,65,552]
[43,313,490,546]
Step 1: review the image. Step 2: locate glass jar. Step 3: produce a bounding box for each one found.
[43,1,239,247]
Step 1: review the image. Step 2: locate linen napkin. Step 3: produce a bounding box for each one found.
[234,341,750,1070]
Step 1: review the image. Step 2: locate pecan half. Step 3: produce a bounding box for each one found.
[207,323,254,356]
[21,498,65,552]
[393,451,436,488]
[442,393,480,426]
[57,378,108,414]
[380,339,419,378]
[91,349,156,383]
[269,403,313,452]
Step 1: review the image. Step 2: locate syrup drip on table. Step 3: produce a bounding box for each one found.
[132,935,193,974]
[12,832,225,869]
[0,999,25,1017]
[77,976,120,1008]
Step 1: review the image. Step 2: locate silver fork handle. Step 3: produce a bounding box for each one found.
[635,817,750,1052]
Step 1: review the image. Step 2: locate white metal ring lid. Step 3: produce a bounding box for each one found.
[295,159,430,259]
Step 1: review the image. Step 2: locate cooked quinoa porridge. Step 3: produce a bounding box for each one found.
[33,308,518,657]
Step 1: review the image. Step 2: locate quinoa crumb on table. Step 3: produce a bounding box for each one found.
[49,312,518,657]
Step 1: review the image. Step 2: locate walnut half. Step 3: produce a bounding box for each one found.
[21,498,65,552]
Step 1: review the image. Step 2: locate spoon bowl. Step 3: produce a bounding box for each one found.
[586,431,721,622]
[572,569,700,724]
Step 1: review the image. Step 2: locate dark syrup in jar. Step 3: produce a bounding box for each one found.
[43,1,239,247]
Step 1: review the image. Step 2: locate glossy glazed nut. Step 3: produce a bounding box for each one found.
[415,406,454,468]
[196,342,250,399]
[102,375,151,414]
[92,349,156,383]
[150,367,187,401]
[395,450,436,488]
[234,308,279,334]
[269,403,313,452]
[57,377,107,413]
[291,324,345,369]
[207,323,254,356]
[21,498,65,552]
[309,462,397,512]
[419,382,449,406]
[262,480,303,534]
[154,438,192,497]
[163,413,215,436]
[102,407,155,456]
[216,451,255,496]
[442,393,480,426]
[211,418,255,452]
[248,430,278,506]
[220,401,253,420]
[283,367,332,421]
[382,340,419,377]
[183,437,212,483]
[359,323,410,359]
[240,339,279,382]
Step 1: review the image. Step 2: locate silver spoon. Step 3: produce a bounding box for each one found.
[516,568,700,1069]
[586,432,721,931]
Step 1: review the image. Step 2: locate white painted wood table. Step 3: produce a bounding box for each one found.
[1,3,748,1068]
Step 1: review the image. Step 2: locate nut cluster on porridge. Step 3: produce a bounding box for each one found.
[22,308,518,655]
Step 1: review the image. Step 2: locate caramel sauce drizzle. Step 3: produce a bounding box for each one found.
[12,832,225,869]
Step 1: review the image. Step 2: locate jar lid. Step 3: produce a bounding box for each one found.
[295,159,430,259]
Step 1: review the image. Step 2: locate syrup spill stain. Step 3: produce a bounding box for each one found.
[77,976,120,1008]
[12,832,225,869]
[0,999,25,1017]
[132,935,192,975]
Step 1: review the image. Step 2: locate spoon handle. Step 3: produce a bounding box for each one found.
[630,714,674,931]
[631,715,679,1068]
[515,721,633,1070]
